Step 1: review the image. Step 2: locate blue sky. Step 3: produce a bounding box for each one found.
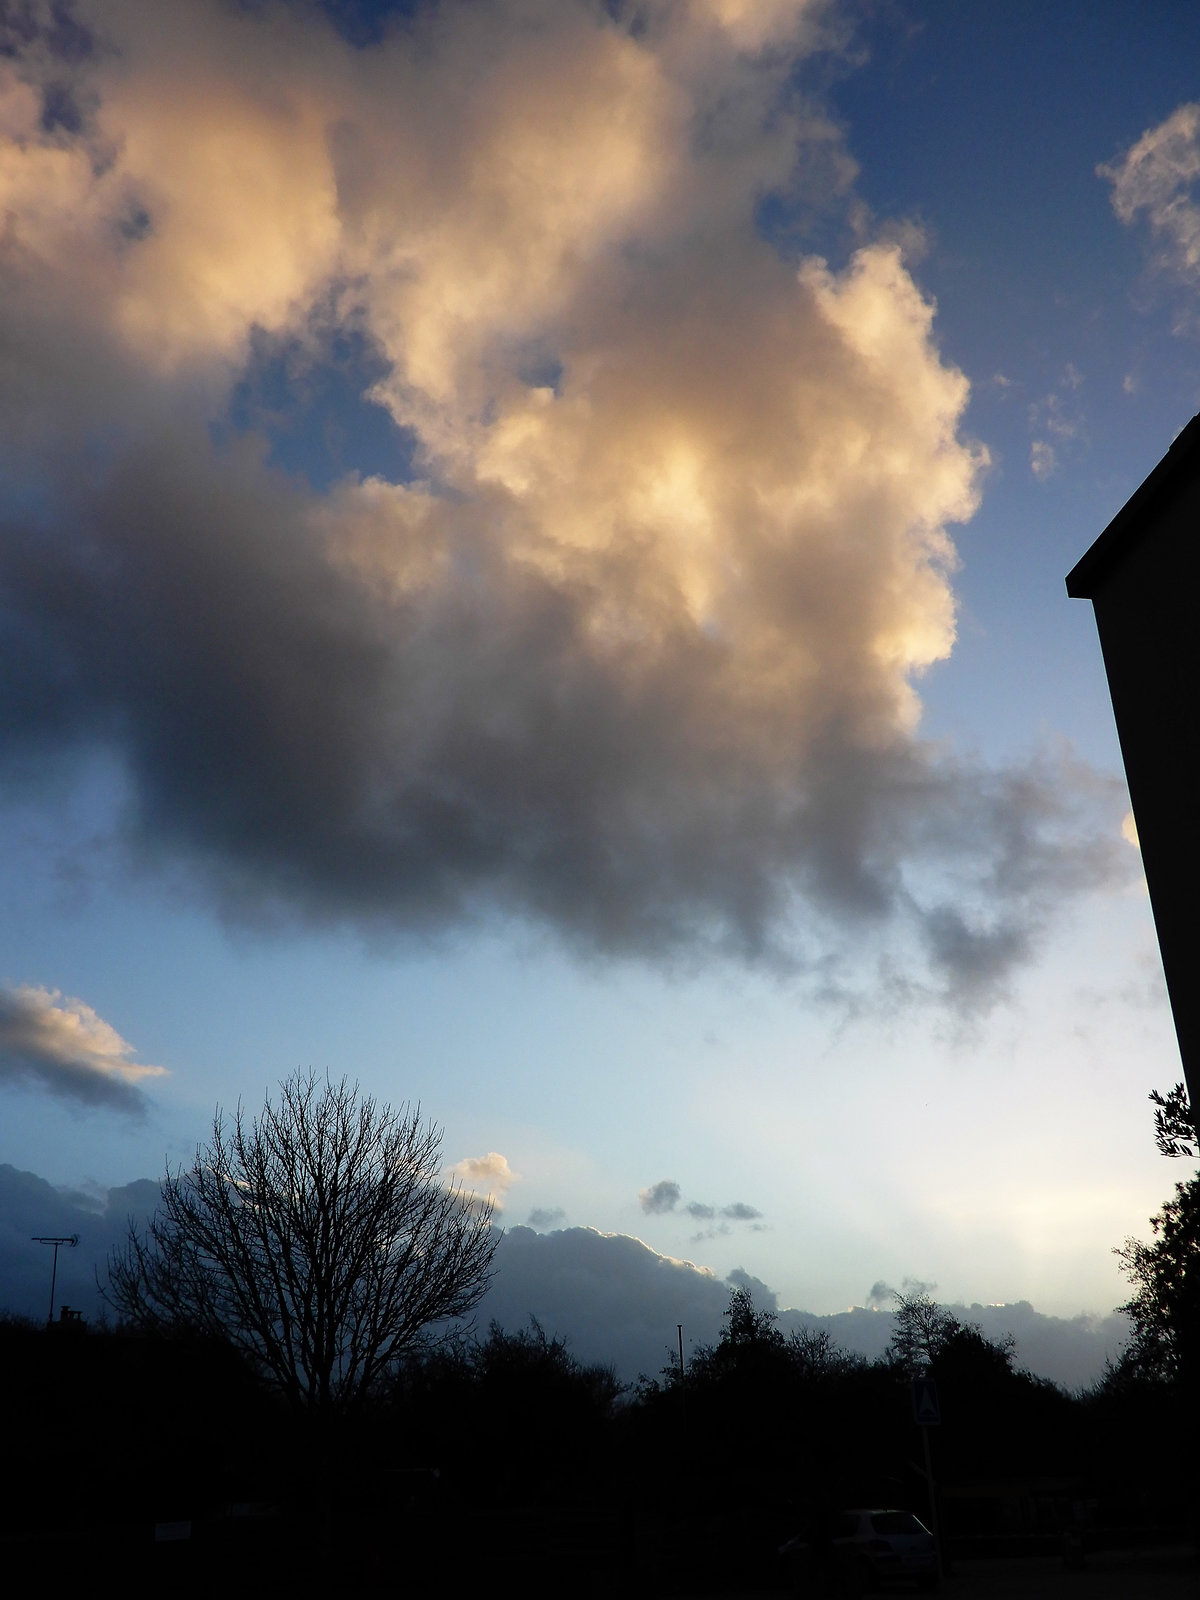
[2,0,1198,1368]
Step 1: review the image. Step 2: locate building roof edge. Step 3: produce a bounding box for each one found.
[1066,412,1200,598]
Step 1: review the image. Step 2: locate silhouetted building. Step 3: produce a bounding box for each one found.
[1066,413,1200,1134]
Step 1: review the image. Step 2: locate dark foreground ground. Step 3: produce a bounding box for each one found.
[937,1545,1199,1598]
[681,1544,1199,1600]
[8,1531,1197,1597]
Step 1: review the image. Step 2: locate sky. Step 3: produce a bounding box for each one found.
[2,0,1199,1384]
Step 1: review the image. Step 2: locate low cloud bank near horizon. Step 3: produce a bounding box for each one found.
[0,1163,160,1322]
[475,1226,1129,1393]
[0,0,1132,1007]
[0,1167,1129,1390]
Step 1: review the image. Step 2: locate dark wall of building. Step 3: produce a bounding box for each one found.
[1087,467,1200,1104]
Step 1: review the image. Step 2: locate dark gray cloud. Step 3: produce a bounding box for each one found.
[645,1184,763,1228]
[0,1170,1134,1393]
[0,430,1131,1000]
[468,1226,1130,1392]
[472,1225,733,1380]
[0,1163,160,1323]
[726,1267,778,1312]
[638,1180,681,1215]
[527,1206,567,1229]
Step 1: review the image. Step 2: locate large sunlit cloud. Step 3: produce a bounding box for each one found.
[0,983,166,1113]
[0,0,1131,1005]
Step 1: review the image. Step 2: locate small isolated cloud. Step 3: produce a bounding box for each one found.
[1101,102,1200,301]
[448,1151,518,1212]
[1030,440,1057,481]
[0,984,166,1114]
[639,1179,681,1215]
[644,1183,763,1231]
[1028,368,1085,483]
[527,1206,566,1229]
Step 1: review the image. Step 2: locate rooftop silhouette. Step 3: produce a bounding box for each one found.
[1067,414,1200,1137]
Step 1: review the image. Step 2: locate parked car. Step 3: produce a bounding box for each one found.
[779,1507,938,1592]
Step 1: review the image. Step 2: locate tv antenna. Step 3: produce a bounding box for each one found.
[32,1235,79,1325]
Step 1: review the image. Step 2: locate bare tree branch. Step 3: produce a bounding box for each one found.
[104,1071,499,1411]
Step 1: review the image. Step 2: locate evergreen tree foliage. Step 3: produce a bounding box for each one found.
[1114,1171,1200,1388]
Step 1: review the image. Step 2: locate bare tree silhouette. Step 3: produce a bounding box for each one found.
[105,1071,498,1411]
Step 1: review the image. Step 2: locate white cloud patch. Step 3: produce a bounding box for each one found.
[0,983,166,1113]
[1102,103,1200,286]
[1028,365,1085,482]
[448,1151,518,1210]
[0,0,1132,1006]
[1030,440,1057,482]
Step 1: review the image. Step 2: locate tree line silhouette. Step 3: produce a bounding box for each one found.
[4,1073,1197,1592]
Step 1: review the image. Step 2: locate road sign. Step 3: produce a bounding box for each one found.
[911,1376,940,1426]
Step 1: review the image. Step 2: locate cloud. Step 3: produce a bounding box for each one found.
[0,0,1131,1005]
[1101,102,1200,301]
[645,1183,762,1232]
[639,1180,682,1215]
[448,1151,518,1201]
[1028,366,1085,482]
[0,1164,1134,1393]
[0,983,166,1113]
[527,1206,566,1229]
[467,1225,1129,1390]
[0,1163,160,1323]
[473,1225,732,1379]
[726,1266,778,1312]
[1030,440,1057,481]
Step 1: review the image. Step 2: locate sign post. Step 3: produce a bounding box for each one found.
[911,1377,944,1584]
